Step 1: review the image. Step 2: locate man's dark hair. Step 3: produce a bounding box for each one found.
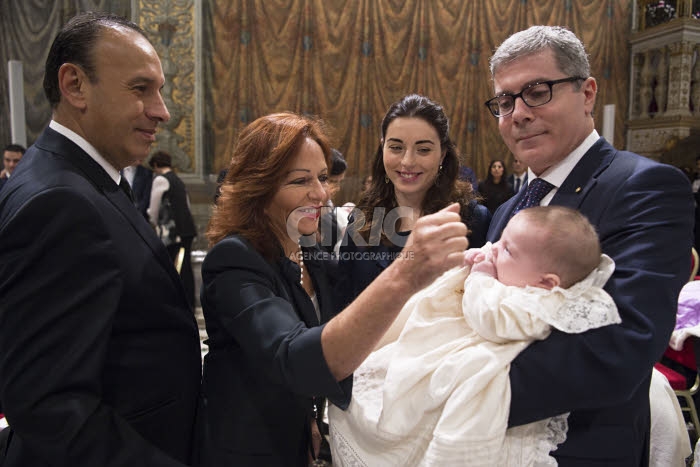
[3,144,26,155]
[330,148,347,176]
[43,11,148,108]
[149,150,172,168]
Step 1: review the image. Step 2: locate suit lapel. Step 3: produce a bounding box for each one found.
[488,188,526,241]
[36,128,187,296]
[104,184,187,294]
[487,138,615,242]
[277,255,320,327]
[551,138,614,209]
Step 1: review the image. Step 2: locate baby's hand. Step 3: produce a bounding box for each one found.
[463,244,496,278]
[462,248,485,267]
[471,258,496,278]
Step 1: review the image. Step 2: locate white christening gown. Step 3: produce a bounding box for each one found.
[329,254,619,466]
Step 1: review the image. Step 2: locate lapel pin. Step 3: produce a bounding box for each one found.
[575,187,582,193]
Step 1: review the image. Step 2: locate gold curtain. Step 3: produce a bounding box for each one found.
[206,0,631,202]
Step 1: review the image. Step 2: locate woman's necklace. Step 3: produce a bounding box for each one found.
[298,246,304,286]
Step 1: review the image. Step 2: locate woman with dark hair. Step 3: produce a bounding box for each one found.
[336,94,491,311]
[478,159,515,214]
[196,112,469,466]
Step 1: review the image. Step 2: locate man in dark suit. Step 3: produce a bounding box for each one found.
[0,12,201,466]
[482,26,693,465]
[0,144,25,192]
[506,157,527,193]
[122,160,154,218]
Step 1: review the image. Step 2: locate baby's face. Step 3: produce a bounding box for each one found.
[491,215,550,288]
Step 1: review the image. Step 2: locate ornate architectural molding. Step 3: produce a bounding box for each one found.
[627,126,694,160]
[628,2,700,158]
[134,0,198,174]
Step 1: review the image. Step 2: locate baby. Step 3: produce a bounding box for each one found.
[329,206,621,466]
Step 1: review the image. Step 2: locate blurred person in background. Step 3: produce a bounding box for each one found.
[148,150,198,308]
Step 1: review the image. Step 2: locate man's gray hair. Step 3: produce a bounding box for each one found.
[489,26,591,79]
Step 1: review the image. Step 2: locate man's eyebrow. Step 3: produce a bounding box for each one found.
[127,76,161,87]
[496,77,550,95]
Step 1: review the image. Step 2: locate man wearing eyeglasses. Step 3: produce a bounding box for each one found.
[479,26,693,465]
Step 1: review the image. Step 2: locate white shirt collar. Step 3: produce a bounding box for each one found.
[49,120,121,185]
[122,165,137,186]
[525,129,599,205]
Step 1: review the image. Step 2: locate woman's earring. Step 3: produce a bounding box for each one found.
[384,175,390,184]
[434,164,444,186]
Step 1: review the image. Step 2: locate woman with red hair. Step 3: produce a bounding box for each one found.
[196,112,468,466]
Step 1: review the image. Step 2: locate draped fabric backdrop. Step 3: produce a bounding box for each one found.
[0,0,631,205]
[0,0,130,151]
[203,0,632,203]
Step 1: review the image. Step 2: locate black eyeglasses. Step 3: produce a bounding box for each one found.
[484,77,587,118]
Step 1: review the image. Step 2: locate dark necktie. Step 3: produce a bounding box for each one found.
[510,178,554,219]
[118,174,135,202]
[514,177,521,193]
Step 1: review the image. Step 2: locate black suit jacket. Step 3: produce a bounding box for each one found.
[0,127,202,466]
[132,164,154,218]
[197,235,350,466]
[488,138,694,465]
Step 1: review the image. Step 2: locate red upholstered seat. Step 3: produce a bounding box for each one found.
[656,336,700,434]
[655,362,689,390]
[654,249,700,435]
[664,339,697,371]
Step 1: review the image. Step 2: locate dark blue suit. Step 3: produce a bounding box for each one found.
[488,138,694,465]
[0,127,201,466]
